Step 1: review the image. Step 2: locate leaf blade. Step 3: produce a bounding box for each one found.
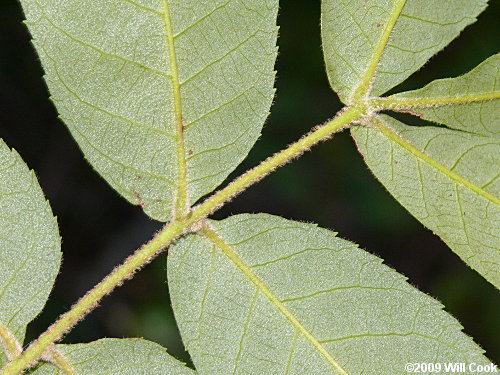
[321,0,488,102]
[376,53,500,136]
[20,0,278,221]
[28,338,196,374]
[0,140,61,365]
[168,214,490,374]
[352,115,500,287]
[199,226,347,375]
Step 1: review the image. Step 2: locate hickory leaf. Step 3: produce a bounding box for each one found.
[168,214,489,375]
[28,339,196,374]
[19,0,278,221]
[2,1,498,374]
[321,0,487,103]
[0,140,61,367]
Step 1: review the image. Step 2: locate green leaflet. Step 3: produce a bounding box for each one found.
[380,53,500,137]
[352,57,500,287]
[0,140,61,366]
[168,214,489,375]
[321,0,499,286]
[352,115,500,288]
[27,338,196,374]
[20,0,278,221]
[321,0,487,103]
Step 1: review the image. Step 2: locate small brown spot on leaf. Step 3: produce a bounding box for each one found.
[188,149,194,156]
[134,191,145,209]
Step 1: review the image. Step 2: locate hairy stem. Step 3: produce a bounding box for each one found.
[1,105,363,375]
[1,220,186,374]
[189,106,363,222]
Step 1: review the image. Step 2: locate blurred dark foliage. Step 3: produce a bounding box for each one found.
[0,0,498,365]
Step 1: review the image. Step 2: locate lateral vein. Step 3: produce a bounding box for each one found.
[200,226,349,375]
[372,116,500,206]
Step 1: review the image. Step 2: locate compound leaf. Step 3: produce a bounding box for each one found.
[28,338,196,374]
[0,140,61,366]
[20,0,278,221]
[321,0,487,103]
[168,214,489,375]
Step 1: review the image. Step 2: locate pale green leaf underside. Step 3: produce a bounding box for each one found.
[27,338,196,374]
[321,0,487,103]
[352,115,499,287]
[168,214,489,375]
[388,53,500,136]
[20,0,278,221]
[0,140,61,365]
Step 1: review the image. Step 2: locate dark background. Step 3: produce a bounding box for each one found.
[1,0,498,365]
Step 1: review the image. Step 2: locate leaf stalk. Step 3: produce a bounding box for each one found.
[1,105,363,375]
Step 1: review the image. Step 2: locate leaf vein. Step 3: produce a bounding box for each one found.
[36,11,171,79]
[232,288,259,375]
[373,116,500,206]
[161,0,189,217]
[173,0,233,39]
[200,227,349,375]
